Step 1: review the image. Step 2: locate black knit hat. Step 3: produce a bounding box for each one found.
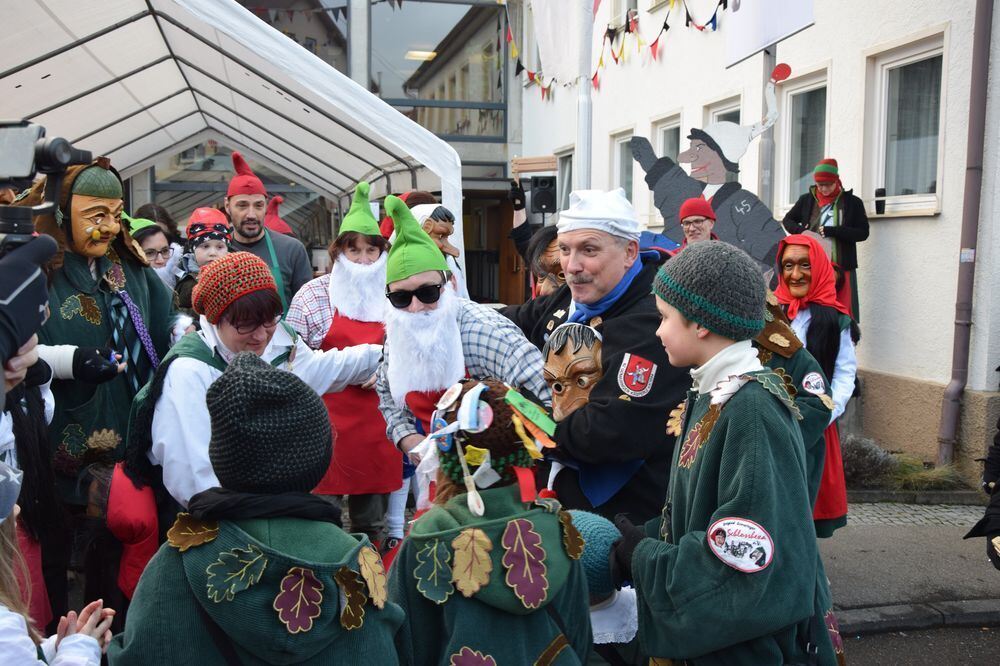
[207,352,331,494]
[652,241,766,342]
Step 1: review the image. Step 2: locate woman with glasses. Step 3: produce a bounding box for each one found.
[287,182,401,551]
[123,249,382,509]
[123,214,174,282]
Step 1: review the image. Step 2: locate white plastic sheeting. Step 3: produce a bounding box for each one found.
[2,0,465,262]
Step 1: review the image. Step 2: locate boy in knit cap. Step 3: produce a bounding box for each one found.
[610,242,842,664]
[389,378,591,664]
[110,353,403,664]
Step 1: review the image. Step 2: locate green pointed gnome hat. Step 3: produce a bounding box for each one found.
[339,181,381,237]
[384,194,449,284]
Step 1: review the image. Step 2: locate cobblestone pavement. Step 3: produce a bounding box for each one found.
[847,503,984,526]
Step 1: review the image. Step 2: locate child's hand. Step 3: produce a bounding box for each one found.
[73,600,117,652]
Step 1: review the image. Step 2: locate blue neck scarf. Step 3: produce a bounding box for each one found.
[568,251,656,323]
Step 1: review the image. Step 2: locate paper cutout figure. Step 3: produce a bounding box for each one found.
[632,64,792,270]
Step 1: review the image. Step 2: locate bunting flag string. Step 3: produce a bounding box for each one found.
[683,0,723,32]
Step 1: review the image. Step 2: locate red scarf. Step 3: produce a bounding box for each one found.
[814,181,842,208]
[775,234,850,321]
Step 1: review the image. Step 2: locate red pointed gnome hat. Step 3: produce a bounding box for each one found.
[264,195,294,235]
[227,152,267,198]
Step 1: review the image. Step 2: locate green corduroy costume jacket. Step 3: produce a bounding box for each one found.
[108,517,404,665]
[633,375,842,665]
[389,485,593,665]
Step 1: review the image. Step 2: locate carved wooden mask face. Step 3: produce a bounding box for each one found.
[535,239,565,296]
[69,194,123,258]
[421,219,460,257]
[543,329,603,422]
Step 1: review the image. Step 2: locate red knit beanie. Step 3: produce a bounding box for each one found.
[227,152,267,198]
[813,158,839,184]
[192,252,277,324]
[679,197,716,222]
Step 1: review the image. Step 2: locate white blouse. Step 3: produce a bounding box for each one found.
[789,306,857,425]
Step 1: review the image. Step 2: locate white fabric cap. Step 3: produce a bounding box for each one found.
[556,189,641,241]
[409,204,439,226]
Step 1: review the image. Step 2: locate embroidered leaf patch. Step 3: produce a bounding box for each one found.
[818,393,835,411]
[274,566,324,633]
[79,295,101,325]
[558,510,585,560]
[500,518,548,609]
[414,539,453,604]
[745,371,802,421]
[678,404,722,469]
[533,497,561,514]
[451,528,493,597]
[357,546,387,609]
[773,367,797,399]
[61,424,87,457]
[756,347,774,365]
[166,513,218,552]
[85,428,120,452]
[334,567,366,630]
[450,647,498,666]
[206,544,267,602]
[60,295,82,320]
[666,401,686,437]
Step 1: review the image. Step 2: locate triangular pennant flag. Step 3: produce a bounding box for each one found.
[605,26,617,44]
[541,85,547,100]
[708,9,718,31]
[610,41,619,64]
[720,0,728,9]
[515,59,525,76]
[637,35,645,52]
[510,41,519,60]
[650,35,661,61]
[670,0,676,9]
[618,38,626,62]
[629,13,639,34]
[506,26,513,44]
[498,69,504,89]
[598,52,605,68]
[592,71,600,91]
[268,9,278,23]
[686,8,692,27]
[286,9,295,21]
[527,70,536,82]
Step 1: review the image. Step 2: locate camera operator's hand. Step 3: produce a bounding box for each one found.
[73,347,124,384]
[0,235,56,370]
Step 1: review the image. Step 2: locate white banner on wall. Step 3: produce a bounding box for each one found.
[725,0,814,68]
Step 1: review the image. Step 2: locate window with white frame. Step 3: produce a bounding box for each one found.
[557,152,574,211]
[610,0,638,29]
[657,118,681,163]
[866,35,944,213]
[778,74,828,208]
[707,101,740,183]
[612,132,635,202]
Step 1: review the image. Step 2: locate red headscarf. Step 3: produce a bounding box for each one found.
[774,234,850,321]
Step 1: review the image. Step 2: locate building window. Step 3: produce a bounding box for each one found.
[777,74,828,209]
[557,152,574,211]
[657,121,681,163]
[610,0,638,29]
[612,133,634,202]
[865,35,944,213]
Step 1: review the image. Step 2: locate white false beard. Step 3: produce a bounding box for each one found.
[384,285,464,405]
[327,252,388,323]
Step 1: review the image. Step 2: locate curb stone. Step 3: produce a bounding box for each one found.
[847,489,987,506]
[837,599,1000,636]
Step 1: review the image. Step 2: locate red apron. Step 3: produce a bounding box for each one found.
[314,311,401,495]
[813,423,848,520]
[405,390,445,436]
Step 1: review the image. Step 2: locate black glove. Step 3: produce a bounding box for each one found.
[508,180,526,211]
[609,513,646,588]
[73,347,121,384]
[0,235,56,367]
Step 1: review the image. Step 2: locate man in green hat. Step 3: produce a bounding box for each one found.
[376,195,550,461]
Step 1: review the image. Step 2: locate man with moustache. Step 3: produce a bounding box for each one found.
[503,189,689,523]
[225,152,312,312]
[375,196,549,459]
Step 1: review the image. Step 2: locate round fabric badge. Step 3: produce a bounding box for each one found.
[432,416,453,452]
[802,372,827,396]
[706,517,774,573]
[436,383,463,411]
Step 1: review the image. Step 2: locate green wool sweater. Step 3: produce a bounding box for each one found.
[40,249,174,504]
[109,517,404,665]
[389,485,592,665]
[632,376,840,665]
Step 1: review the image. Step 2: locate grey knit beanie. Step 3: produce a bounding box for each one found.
[652,241,766,341]
[207,352,331,494]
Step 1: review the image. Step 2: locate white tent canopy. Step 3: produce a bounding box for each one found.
[2,0,465,260]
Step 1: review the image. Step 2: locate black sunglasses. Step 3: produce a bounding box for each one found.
[386,283,445,309]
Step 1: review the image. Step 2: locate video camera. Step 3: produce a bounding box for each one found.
[0,120,92,258]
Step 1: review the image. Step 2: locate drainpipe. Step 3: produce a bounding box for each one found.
[937,0,993,466]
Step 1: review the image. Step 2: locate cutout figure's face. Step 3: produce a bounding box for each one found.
[678,139,728,185]
[780,244,812,299]
[544,338,603,422]
[535,239,565,296]
[421,219,460,258]
[69,195,123,258]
